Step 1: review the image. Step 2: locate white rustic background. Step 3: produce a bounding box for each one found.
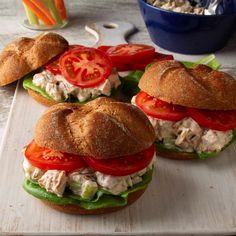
[0,0,236,235]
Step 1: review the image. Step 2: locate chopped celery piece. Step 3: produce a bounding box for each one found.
[43,0,63,25]
[23,3,39,25]
[182,54,221,70]
[81,181,98,200]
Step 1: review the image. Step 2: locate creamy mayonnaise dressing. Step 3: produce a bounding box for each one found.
[23,153,156,199]
[32,70,121,102]
[23,157,45,181]
[198,130,233,153]
[131,96,233,153]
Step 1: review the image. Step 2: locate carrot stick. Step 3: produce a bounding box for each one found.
[23,0,54,26]
[30,0,56,24]
[54,0,67,20]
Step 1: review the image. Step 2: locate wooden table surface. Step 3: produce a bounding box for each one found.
[0,1,236,235]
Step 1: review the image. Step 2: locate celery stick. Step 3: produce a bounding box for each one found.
[196,54,221,70]
[182,54,221,70]
[23,3,39,25]
[42,0,63,25]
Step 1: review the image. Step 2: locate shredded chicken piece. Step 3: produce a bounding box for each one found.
[174,118,203,152]
[197,130,233,153]
[38,170,67,197]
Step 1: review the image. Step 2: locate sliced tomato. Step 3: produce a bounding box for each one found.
[45,45,85,75]
[188,108,236,131]
[59,47,112,88]
[25,140,88,172]
[98,44,173,71]
[97,45,112,53]
[154,52,174,61]
[136,91,187,121]
[84,145,155,176]
[130,52,174,70]
[45,55,61,75]
[105,44,155,71]
[106,44,155,61]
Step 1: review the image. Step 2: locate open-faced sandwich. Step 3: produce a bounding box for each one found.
[132,60,236,160]
[22,98,156,214]
[0,33,121,106]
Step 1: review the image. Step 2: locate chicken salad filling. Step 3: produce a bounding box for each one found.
[23,153,156,200]
[146,0,204,15]
[32,69,121,102]
[132,96,234,155]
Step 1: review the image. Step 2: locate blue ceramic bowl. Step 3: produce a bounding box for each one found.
[138,0,236,54]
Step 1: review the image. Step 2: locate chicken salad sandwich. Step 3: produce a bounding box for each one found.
[0,33,121,106]
[22,98,156,214]
[132,60,236,160]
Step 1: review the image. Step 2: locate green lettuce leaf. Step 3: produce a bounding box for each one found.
[156,142,196,159]
[182,54,221,70]
[23,169,153,210]
[23,74,56,101]
[119,70,144,97]
[156,129,236,160]
[23,74,119,104]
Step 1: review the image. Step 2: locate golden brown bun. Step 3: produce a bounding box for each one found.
[139,60,236,110]
[0,33,68,86]
[41,188,146,215]
[34,98,155,159]
[157,148,197,160]
[28,89,58,107]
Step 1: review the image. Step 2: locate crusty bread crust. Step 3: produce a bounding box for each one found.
[139,60,236,110]
[34,98,156,159]
[41,188,146,215]
[28,89,58,107]
[0,33,68,86]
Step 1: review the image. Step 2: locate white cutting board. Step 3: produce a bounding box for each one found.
[0,21,236,236]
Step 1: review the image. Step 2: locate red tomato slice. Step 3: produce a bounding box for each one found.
[45,55,61,75]
[84,145,155,176]
[45,45,86,75]
[131,52,174,70]
[97,45,112,53]
[106,44,155,61]
[106,44,156,71]
[25,140,88,172]
[154,52,174,61]
[188,108,236,131]
[99,44,173,71]
[98,45,130,71]
[59,47,112,88]
[136,91,187,121]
